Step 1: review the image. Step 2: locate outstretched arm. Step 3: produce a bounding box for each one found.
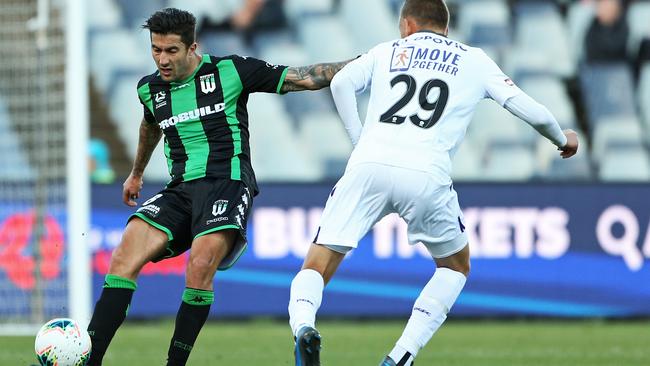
[330,67,364,145]
[504,93,578,158]
[280,60,353,93]
[123,118,162,206]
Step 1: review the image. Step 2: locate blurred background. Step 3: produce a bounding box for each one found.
[0,0,649,364]
[85,0,650,183]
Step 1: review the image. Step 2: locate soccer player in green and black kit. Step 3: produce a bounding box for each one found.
[86,8,349,366]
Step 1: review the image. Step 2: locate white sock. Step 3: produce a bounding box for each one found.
[288,269,324,337]
[390,268,467,362]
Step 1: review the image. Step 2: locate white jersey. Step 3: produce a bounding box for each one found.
[337,31,523,178]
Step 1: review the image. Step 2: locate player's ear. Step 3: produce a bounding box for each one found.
[404,17,420,37]
[188,42,198,55]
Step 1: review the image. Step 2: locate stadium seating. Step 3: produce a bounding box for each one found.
[544,151,593,181]
[284,0,334,22]
[591,116,645,161]
[297,112,353,178]
[0,96,35,181]
[109,75,170,181]
[89,0,650,183]
[468,24,511,50]
[258,38,309,68]
[199,31,253,58]
[512,2,573,77]
[297,15,356,63]
[482,142,536,181]
[115,0,167,29]
[638,64,650,133]
[90,29,150,94]
[566,1,594,65]
[466,100,537,152]
[450,141,482,181]
[598,145,650,182]
[579,63,637,132]
[248,94,322,181]
[457,1,510,43]
[518,76,577,130]
[340,0,398,54]
[627,1,650,59]
[168,0,235,28]
[87,0,123,30]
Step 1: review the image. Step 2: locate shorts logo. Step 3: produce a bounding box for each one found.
[142,194,163,206]
[137,204,160,218]
[212,200,228,216]
[200,74,217,94]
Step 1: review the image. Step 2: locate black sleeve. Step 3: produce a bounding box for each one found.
[142,103,156,124]
[231,55,289,94]
[136,76,157,124]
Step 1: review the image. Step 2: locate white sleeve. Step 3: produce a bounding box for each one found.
[330,51,374,145]
[480,50,523,106]
[504,93,568,147]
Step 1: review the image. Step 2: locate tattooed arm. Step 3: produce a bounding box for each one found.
[122,118,162,206]
[280,60,353,93]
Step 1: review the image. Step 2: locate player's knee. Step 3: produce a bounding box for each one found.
[188,256,216,273]
[108,245,142,280]
[186,257,218,289]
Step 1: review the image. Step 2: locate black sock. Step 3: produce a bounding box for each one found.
[166,288,214,366]
[86,275,137,366]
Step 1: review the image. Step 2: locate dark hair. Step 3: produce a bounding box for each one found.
[401,0,449,30]
[142,8,196,48]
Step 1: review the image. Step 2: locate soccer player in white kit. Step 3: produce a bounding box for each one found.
[288,1,579,365]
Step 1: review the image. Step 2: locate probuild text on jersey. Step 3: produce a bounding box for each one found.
[158,102,225,130]
[390,35,466,75]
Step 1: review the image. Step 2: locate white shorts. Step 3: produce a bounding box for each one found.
[315,163,467,258]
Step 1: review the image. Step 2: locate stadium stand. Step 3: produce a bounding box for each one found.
[599,144,650,181]
[0,95,35,181]
[87,0,650,183]
[579,63,638,131]
[627,1,650,59]
[567,1,595,65]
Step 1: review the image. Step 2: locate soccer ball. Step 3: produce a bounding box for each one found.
[34,318,91,366]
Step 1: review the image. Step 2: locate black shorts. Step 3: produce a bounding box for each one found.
[129,178,253,270]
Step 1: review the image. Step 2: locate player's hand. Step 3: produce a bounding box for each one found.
[559,129,578,159]
[122,173,144,207]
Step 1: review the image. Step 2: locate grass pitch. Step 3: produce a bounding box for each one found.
[2,319,648,365]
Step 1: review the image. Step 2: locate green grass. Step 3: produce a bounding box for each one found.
[3,319,649,365]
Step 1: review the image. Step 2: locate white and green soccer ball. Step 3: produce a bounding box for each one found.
[34,318,91,366]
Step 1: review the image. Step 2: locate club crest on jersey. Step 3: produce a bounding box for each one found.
[155,91,166,103]
[212,200,228,216]
[390,46,414,72]
[200,74,217,94]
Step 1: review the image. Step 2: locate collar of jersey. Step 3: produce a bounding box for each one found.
[412,30,447,38]
[168,54,210,86]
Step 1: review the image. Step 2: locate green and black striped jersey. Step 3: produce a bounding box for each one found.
[137,54,288,195]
